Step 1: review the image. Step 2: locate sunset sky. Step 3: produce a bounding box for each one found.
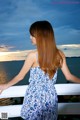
[0,0,80,60]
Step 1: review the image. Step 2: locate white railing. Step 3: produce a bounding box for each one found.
[0,84,80,118]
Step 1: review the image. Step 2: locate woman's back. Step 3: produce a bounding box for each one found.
[21,52,58,120]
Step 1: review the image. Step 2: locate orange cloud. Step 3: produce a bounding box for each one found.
[0,50,33,61]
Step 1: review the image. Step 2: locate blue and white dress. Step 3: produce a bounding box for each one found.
[21,66,58,120]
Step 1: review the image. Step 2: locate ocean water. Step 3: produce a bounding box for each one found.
[0,57,80,85]
[0,57,80,120]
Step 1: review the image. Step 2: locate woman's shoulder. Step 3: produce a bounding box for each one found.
[27,49,38,60]
[58,49,65,58]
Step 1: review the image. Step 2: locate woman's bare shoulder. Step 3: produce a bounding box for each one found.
[58,49,65,58]
[26,49,37,60]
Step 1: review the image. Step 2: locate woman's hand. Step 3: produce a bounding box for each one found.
[0,84,8,94]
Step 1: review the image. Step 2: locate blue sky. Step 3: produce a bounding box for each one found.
[0,0,80,52]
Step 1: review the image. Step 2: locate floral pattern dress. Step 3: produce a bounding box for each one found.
[21,66,58,120]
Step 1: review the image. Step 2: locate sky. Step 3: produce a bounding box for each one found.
[0,0,80,60]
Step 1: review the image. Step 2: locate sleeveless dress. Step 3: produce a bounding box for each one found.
[21,66,58,120]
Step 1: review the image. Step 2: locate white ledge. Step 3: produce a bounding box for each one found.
[0,84,80,118]
[0,103,80,118]
[0,84,80,99]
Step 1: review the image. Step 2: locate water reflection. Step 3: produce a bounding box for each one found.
[0,70,15,106]
[0,70,8,84]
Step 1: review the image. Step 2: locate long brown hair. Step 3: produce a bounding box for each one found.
[29,20,63,79]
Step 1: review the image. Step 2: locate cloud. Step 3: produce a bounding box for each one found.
[0,0,80,51]
[58,44,80,49]
[52,1,80,4]
[54,26,80,44]
[0,49,32,61]
[0,44,80,62]
[57,44,80,57]
[0,45,14,52]
[0,32,21,36]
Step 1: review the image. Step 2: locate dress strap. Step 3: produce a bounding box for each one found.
[36,53,39,64]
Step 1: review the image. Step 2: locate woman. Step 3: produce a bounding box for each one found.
[0,20,80,120]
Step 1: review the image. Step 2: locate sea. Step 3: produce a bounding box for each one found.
[0,57,80,120]
[0,57,80,85]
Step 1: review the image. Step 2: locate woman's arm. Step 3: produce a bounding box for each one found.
[0,52,35,94]
[61,52,80,83]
